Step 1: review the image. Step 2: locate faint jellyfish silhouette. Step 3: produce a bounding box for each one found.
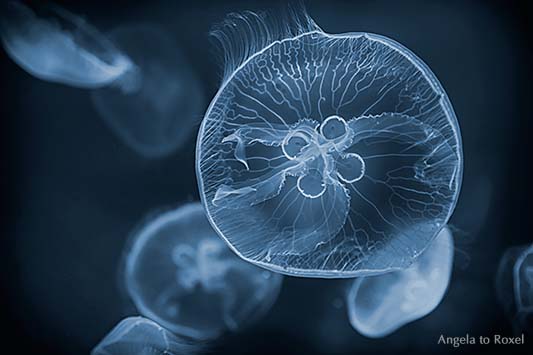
[0,2,136,89]
[91,24,204,158]
[1,2,204,158]
[122,202,283,340]
[495,243,533,334]
[91,316,202,355]
[196,9,463,277]
[346,226,454,338]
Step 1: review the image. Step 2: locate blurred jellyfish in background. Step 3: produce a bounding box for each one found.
[0,1,136,89]
[196,8,462,278]
[91,24,204,158]
[1,1,204,158]
[92,316,202,355]
[121,202,283,340]
[346,226,454,338]
[496,243,533,335]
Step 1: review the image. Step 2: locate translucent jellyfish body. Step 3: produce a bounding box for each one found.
[122,203,283,340]
[346,226,454,338]
[92,317,201,355]
[196,12,463,277]
[0,2,135,89]
[495,243,533,334]
[1,2,203,158]
[91,25,204,158]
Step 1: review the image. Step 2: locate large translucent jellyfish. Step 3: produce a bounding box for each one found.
[122,202,283,340]
[495,243,533,334]
[91,316,202,355]
[91,24,204,158]
[346,226,454,338]
[196,10,463,277]
[0,2,136,89]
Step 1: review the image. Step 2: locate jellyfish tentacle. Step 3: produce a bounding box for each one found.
[212,159,307,208]
[222,122,290,169]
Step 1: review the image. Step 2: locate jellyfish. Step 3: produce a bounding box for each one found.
[91,316,202,355]
[346,226,454,338]
[122,202,283,340]
[1,2,204,158]
[0,1,136,89]
[195,9,463,277]
[495,243,533,334]
[90,24,205,158]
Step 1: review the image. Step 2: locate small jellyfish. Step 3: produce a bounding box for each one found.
[495,243,533,334]
[0,2,135,89]
[345,226,454,338]
[122,202,283,340]
[91,24,204,158]
[91,316,202,355]
[196,9,463,277]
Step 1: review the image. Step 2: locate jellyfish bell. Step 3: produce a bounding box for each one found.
[122,203,283,340]
[496,243,533,334]
[0,2,198,159]
[1,3,203,158]
[346,226,454,338]
[196,9,463,277]
[0,1,136,89]
[495,246,524,317]
[91,316,202,355]
[514,244,533,313]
